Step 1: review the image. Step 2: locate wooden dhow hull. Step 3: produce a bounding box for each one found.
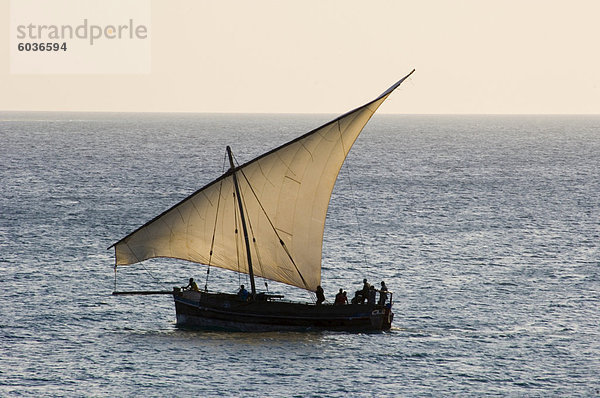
[174,291,393,332]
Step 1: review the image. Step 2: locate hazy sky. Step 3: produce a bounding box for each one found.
[1,0,599,114]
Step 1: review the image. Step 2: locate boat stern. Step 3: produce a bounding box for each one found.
[369,304,393,330]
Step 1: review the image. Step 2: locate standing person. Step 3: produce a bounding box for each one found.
[361,278,370,304]
[334,288,344,305]
[316,285,325,305]
[378,281,388,306]
[367,285,377,305]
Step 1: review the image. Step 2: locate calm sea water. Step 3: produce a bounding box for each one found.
[1,113,599,397]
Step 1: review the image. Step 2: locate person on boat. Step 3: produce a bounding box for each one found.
[342,291,348,304]
[237,284,249,301]
[354,278,370,304]
[183,278,200,292]
[315,285,325,305]
[378,281,388,306]
[367,285,377,305]
[334,289,345,305]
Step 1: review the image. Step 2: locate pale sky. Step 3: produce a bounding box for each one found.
[1,0,599,114]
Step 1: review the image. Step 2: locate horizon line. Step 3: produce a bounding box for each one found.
[1,110,599,116]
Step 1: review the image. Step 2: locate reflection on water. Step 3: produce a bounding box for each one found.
[1,113,599,396]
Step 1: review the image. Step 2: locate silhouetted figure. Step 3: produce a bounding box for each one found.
[183,278,200,292]
[316,285,325,305]
[334,288,344,305]
[378,281,388,306]
[237,284,249,301]
[334,289,348,305]
[356,278,370,304]
[367,285,377,305]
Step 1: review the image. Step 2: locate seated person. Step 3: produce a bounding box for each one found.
[183,278,200,292]
[237,284,249,301]
[352,279,370,304]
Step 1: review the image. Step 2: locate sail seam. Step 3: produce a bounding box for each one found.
[238,167,310,290]
[205,177,225,291]
[233,190,244,285]
[236,176,266,284]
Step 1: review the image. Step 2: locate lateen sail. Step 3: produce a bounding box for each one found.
[112,70,414,291]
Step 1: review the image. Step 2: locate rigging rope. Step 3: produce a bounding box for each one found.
[206,179,224,291]
[205,151,228,291]
[238,167,310,290]
[342,158,370,274]
[231,151,269,292]
[141,262,161,281]
[337,120,370,276]
[235,163,267,288]
[233,189,247,289]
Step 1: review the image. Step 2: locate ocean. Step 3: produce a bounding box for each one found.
[1,112,599,397]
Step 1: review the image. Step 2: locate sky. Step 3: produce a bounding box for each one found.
[1,0,599,114]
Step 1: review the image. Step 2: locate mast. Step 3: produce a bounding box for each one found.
[227,145,257,297]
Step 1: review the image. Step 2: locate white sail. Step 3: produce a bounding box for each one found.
[112,71,414,291]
